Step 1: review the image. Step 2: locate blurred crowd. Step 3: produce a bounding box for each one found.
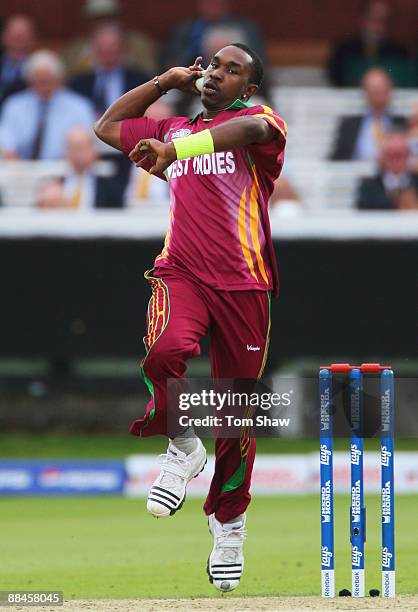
[0,0,417,213]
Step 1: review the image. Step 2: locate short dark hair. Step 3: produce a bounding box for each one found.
[231,42,264,87]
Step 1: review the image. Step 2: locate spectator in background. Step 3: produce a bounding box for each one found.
[63,0,156,76]
[330,68,405,161]
[63,127,122,209]
[328,1,409,87]
[0,15,37,106]
[406,101,418,173]
[0,51,95,160]
[160,0,264,70]
[37,127,123,210]
[357,132,418,210]
[69,23,144,196]
[69,23,149,118]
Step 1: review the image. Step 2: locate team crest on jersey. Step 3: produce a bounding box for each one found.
[171,128,192,139]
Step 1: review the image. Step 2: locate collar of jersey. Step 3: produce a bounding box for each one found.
[189,98,252,124]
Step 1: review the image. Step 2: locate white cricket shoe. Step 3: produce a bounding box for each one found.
[146,438,206,517]
[207,513,247,592]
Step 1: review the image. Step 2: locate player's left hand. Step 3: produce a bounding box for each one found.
[129,138,177,175]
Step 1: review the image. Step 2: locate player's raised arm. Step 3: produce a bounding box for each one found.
[93,57,204,150]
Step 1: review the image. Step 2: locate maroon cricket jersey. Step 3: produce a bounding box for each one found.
[120,100,287,296]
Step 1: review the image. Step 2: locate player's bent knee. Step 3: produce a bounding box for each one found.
[143,338,195,378]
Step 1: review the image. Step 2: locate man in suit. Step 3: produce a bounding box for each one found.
[328,0,408,87]
[63,127,123,209]
[357,132,418,210]
[0,50,95,160]
[69,23,149,118]
[37,127,122,210]
[62,0,156,76]
[330,68,406,161]
[0,15,37,107]
[69,23,149,194]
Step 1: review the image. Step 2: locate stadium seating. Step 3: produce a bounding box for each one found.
[272,87,418,210]
[272,87,418,161]
[0,160,114,208]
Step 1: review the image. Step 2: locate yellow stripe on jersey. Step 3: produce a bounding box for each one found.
[249,169,269,284]
[238,185,258,282]
[262,105,288,133]
[254,113,287,140]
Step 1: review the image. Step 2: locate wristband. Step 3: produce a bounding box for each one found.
[172,129,214,160]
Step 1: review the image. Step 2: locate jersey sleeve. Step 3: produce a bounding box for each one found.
[242,104,287,180]
[120,116,172,178]
[120,116,171,154]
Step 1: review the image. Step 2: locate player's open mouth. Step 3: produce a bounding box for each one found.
[203,81,219,95]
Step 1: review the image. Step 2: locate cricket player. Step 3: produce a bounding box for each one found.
[94,43,286,592]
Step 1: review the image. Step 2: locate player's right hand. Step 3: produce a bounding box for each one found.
[158,56,203,94]
[129,138,176,176]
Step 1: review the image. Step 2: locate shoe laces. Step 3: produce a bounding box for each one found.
[157,452,189,488]
[216,522,247,564]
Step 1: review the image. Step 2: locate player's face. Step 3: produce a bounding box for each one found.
[201,46,258,110]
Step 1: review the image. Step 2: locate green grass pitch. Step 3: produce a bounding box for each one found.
[1,494,417,599]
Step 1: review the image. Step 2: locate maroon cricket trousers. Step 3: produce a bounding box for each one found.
[130,265,271,523]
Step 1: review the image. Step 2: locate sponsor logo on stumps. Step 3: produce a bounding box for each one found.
[382,481,392,524]
[351,444,361,465]
[351,480,361,523]
[321,546,333,567]
[353,569,361,592]
[321,480,332,523]
[320,444,331,465]
[352,546,363,567]
[382,547,393,569]
[320,387,330,431]
[381,445,392,467]
[381,389,391,432]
